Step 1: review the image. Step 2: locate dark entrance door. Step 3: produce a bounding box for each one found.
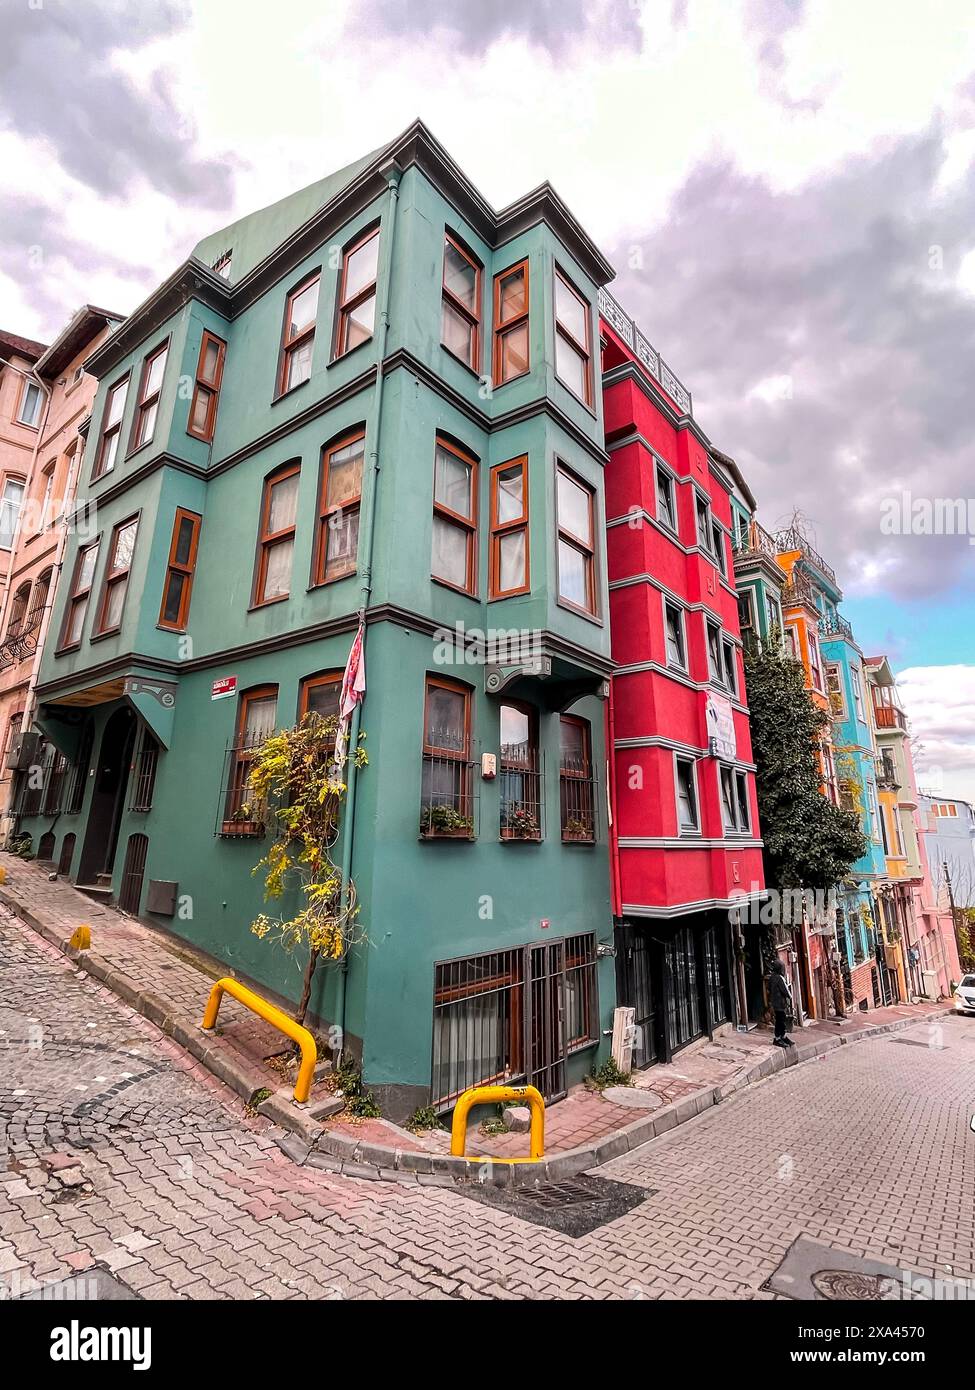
[527,941,566,1101]
[78,707,136,886]
[615,924,661,1067]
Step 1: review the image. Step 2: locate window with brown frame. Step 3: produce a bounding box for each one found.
[58,539,100,650]
[94,516,139,635]
[299,671,342,759]
[559,715,595,842]
[277,272,319,395]
[5,582,30,640]
[431,436,477,594]
[554,268,592,406]
[489,457,529,598]
[222,685,278,834]
[158,508,201,631]
[130,342,168,452]
[314,432,363,584]
[26,569,51,632]
[335,227,379,358]
[420,675,474,838]
[441,233,481,370]
[493,259,529,385]
[187,331,226,441]
[93,376,129,478]
[254,464,299,605]
[556,463,596,615]
[499,702,542,840]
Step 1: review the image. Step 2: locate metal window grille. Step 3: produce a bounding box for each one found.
[499,745,543,840]
[419,750,477,838]
[130,729,159,811]
[64,723,94,815]
[18,739,51,817]
[41,751,68,815]
[559,756,596,842]
[431,932,598,1110]
[216,740,268,836]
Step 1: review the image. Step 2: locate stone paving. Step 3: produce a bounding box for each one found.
[2,902,974,1300]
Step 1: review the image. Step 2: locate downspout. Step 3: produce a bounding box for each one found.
[335,164,401,1055]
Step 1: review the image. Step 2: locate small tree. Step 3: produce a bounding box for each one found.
[745,638,867,891]
[246,712,367,1026]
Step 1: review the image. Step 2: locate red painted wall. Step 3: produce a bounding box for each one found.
[602,319,766,913]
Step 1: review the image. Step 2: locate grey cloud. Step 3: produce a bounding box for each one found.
[349,0,643,56]
[0,0,235,206]
[607,129,975,600]
[0,193,152,339]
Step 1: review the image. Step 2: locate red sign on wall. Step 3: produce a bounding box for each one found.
[211,676,238,701]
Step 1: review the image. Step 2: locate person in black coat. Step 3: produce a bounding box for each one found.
[769,959,795,1047]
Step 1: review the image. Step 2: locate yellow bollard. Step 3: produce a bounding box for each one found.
[0,866,7,884]
[201,977,317,1105]
[69,924,91,951]
[450,1084,545,1163]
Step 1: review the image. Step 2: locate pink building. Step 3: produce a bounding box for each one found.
[0,308,121,835]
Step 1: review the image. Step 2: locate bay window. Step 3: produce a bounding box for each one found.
[554,268,592,406]
[493,259,529,385]
[441,233,481,370]
[556,463,596,615]
[431,437,477,594]
[94,516,139,635]
[489,457,528,598]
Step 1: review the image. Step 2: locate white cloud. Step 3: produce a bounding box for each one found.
[897,665,975,805]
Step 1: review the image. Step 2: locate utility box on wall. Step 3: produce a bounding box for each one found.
[146,880,178,916]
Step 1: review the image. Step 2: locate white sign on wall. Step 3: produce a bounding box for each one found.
[706,692,736,760]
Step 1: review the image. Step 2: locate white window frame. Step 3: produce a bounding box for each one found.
[674,753,700,835]
[851,666,865,722]
[655,465,677,534]
[17,379,43,428]
[663,599,687,671]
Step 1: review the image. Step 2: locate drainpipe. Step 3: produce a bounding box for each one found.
[334,163,401,1055]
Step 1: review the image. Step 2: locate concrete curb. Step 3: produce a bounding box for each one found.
[0,881,953,1188]
[299,1006,954,1187]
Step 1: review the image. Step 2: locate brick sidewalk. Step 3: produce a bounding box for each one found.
[0,852,953,1186]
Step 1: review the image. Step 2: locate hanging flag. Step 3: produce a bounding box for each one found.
[333,622,366,767]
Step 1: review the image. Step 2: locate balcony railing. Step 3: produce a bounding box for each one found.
[774,525,837,586]
[781,570,817,608]
[876,754,899,789]
[818,611,854,641]
[597,286,693,416]
[874,703,907,731]
[733,519,779,562]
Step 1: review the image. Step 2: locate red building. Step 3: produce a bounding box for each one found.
[598,289,766,1065]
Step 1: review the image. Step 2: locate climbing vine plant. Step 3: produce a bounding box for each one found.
[245,711,367,1026]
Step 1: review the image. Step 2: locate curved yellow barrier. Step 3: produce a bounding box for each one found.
[450,1084,545,1163]
[201,977,317,1105]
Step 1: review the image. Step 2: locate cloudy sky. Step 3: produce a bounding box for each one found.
[1,0,973,797]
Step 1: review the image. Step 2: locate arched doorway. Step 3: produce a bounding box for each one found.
[77,706,136,888]
[37,830,55,861]
[57,832,76,877]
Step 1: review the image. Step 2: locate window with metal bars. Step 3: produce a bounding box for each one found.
[420,676,476,839]
[42,751,69,815]
[130,730,159,811]
[63,722,93,814]
[218,686,277,835]
[431,933,598,1110]
[499,701,542,840]
[559,714,595,842]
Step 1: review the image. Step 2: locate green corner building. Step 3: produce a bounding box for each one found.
[17,122,618,1118]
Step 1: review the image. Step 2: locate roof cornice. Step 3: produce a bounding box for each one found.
[84,261,229,378]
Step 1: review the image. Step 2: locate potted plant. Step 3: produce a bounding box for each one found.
[221,804,264,837]
[420,804,474,839]
[502,806,540,840]
[562,816,592,842]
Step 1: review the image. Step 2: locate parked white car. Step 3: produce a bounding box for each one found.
[955,974,975,1015]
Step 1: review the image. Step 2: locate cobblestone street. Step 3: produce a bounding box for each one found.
[2,906,973,1301]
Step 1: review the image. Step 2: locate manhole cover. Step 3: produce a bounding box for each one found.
[456,1174,653,1237]
[890,1037,947,1050]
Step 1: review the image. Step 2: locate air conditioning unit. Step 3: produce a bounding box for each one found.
[6,730,40,772]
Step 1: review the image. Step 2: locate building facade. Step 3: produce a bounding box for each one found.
[0,329,48,621]
[14,123,625,1119]
[0,307,121,832]
[599,290,765,1065]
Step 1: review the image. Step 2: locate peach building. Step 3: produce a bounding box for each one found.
[0,308,122,833]
[0,328,48,616]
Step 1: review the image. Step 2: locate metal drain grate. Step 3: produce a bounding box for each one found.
[455,1174,654,1237]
